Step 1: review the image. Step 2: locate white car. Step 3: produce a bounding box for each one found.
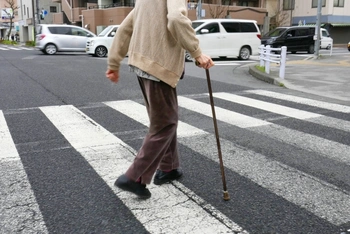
[86,25,119,57]
[320,28,333,50]
[186,19,261,61]
[35,24,96,55]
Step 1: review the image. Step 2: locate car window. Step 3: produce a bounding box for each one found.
[108,27,118,37]
[98,26,113,37]
[48,26,72,35]
[287,29,296,37]
[240,23,258,32]
[71,28,88,37]
[197,23,220,34]
[264,28,286,37]
[296,29,309,36]
[192,22,204,30]
[221,22,240,33]
[321,30,328,37]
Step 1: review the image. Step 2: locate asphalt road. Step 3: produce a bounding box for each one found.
[0,47,349,234]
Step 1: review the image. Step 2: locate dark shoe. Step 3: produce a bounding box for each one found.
[115,174,151,199]
[153,168,183,185]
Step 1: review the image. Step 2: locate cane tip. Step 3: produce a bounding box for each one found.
[223,191,230,201]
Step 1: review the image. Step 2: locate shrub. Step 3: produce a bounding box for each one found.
[25,41,35,46]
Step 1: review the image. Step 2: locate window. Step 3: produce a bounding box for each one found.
[240,23,258,32]
[295,29,309,36]
[49,26,71,35]
[50,6,57,13]
[312,0,326,8]
[283,0,295,10]
[334,0,344,7]
[72,28,88,36]
[238,1,249,6]
[23,4,26,15]
[196,23,220,34]
[221,22,240,33]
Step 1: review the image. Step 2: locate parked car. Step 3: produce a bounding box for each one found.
[348,41,350,51]
[86,25,119,57]
[261,26,316,54]
[185,19,261,61]
[320,28,333,50]
[35,24,96,55]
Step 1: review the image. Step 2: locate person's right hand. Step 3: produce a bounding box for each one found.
[195,54,214,69]
[105,69,119,83]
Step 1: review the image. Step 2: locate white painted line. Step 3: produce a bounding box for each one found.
[104,100,207,138]
[245,90,350,113]
[214,63,240,66]
[214,92,350,132]
[0,47,8,50]
[0,111,48,233]
[40,105,244,233]
[213,92,321,119]
[7,47,21,50]
[178,95,350,165]
[19,47,34,50]
[0,111,18,161]
[182,134,350,226]
[178,96,271,128]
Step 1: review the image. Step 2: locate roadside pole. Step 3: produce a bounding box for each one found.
[314,0,322,58]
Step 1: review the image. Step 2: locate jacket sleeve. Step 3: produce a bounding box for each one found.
[107,10,134,71]
[166,0,202,59]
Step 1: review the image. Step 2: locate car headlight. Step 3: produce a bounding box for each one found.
[266,38,275,44]
[89,40,94,46]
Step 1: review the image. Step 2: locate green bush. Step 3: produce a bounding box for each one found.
[0,40,17,45]
[25,41,35,46]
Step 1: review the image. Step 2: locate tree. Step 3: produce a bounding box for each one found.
[208,3,229,18]
[271,3,290,28]
[4,0,20,40]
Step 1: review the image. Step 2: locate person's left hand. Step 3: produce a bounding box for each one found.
[106,69,119,83]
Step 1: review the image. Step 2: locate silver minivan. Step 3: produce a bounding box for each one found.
[35,24,96,55]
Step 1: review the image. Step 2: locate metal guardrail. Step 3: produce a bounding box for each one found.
[88,3,135,9]
[259,45,287,79]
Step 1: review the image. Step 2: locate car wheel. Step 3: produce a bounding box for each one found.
[45,44,57,55]
[95,46,108,57]
[239,46,250,60]
[308,44,315,54]
[185,51,192,62]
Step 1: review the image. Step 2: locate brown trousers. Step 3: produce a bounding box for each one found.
[125,77,180,184]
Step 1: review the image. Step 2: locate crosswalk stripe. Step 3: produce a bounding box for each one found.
[245,90,350,113]
[39,105,244,233]
[0,111,48,233]
[102,99,350,225]
[182,135,350,226]
[214,92,321,119]
[178,96,271,128]
[0,111,18,161]
[5,47,21,50]
[213,92,350,133]
[104,100,208,138]
[178,96,350,165]
[0,47,8,50]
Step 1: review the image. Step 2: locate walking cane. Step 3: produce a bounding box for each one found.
[202,66,230,201]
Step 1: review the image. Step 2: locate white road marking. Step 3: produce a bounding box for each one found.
[40,105,244,234]
[102,98,350,226]
[214,92,350,132]
[245,90,350,113]
[104,100,207,138]
[178,96,350,165]
[0,111,48,233]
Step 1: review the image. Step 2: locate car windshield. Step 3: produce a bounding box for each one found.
[264,28,286,37]
[192,22,204,30]
[98,26,113,37]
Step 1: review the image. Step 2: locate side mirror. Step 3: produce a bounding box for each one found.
[200,29,209,34]
[287,34,292,37]
[110,32,116,37]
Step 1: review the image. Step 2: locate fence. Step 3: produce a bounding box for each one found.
[258,45,287,79]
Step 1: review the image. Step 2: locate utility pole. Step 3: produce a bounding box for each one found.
[197,0,202,20]
[314,0,322,58]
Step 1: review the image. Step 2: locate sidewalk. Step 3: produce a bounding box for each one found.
[248,53,350,102]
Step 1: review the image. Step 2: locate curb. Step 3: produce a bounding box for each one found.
[248,64,286,88]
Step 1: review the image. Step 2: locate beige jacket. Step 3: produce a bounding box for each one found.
[107,0,202,88]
